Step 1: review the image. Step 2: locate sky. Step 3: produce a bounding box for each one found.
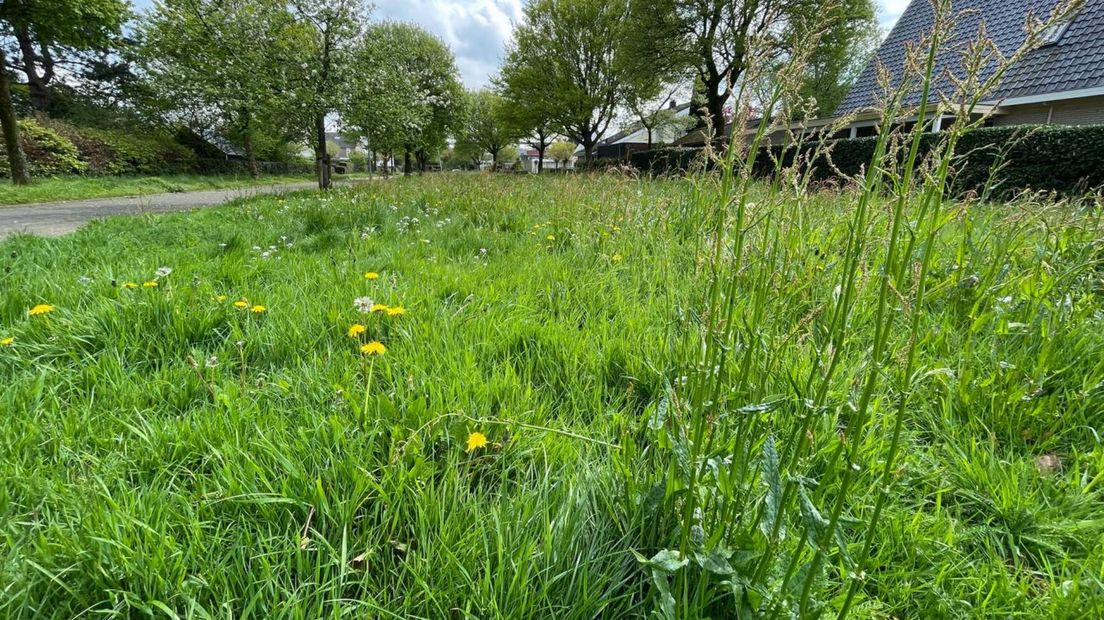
[131,0,912,89]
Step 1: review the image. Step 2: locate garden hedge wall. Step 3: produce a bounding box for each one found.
[629,124,1104,197]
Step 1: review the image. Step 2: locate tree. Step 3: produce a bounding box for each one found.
[1,0,127,184]
[627,0,876,145]
[502,0,632,166]
[286,0,368,189]
[458,89,514,172]
[138,0,299,178]
[548,140,575,168]
[1,0,128,113]
[786,0,878,117]
[344,22,464,176]
[453,136,484,169]
[496,69,558,174]
[625,0,776,147]
[622,83,696,149]
[0,46,28,184]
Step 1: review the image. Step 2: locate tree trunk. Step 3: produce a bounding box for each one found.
[403,149,411,176]
[580,135,595,169]
[491,149,498,172]
[646,126,654,150]
[14,26,51,112]
[0,48,30,185]
[704,81,728,150]
[315,113,330,190]
[536,144,546,174]
[369,149,376,178]
[242,110,259,179]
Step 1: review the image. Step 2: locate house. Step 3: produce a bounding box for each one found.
[769,0,1104,141]
[583,102,693,159]
[325,132,362,160]
[297,132,363,161]
[519,148,575,173]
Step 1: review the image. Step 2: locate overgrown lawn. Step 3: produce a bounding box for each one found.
[1,175,1101,618]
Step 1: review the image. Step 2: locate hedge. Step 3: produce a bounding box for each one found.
[629,124,1104,197]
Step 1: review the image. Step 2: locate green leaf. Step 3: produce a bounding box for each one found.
[648,387,671,431]
[759,434,785,540]
[695,546,734,576]
[651,568,677,620]
[649,549,690,573]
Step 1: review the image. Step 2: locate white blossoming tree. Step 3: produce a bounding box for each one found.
[343,22,465,176]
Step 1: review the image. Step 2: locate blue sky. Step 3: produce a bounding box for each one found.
[131,0,910,89]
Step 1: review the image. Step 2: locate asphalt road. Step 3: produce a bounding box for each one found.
[0,180,330,239]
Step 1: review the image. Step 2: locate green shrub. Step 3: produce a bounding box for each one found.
[30,118,198,176]
[632,124,1104,196]
[79,127,197,175]
[0,118,86,177]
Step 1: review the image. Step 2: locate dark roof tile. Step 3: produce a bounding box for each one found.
[836,0,1103,113]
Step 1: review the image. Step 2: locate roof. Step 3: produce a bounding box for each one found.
[996,1,1104,99]
[835,0,1095,113]
[597,102,692,147]
[196,129,245,157]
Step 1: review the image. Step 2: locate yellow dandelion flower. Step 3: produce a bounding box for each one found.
[466,431,488,452]
[347,323,366,338]
[364,271,380,280]
[385,306,405,317]
[360,341,386,356]
[611,253,623,263]
[250,305,266,313]
[214,294,228,302]
[143,281,159,288]
[546,234,555,241]
[122,282,139,289]
[1,336,13,346]
[28,304,55,316]
[370,303,389,313]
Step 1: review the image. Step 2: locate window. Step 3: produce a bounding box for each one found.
[1039,10,1080,47]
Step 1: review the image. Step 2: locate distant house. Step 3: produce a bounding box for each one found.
[298,132,363,161]
[325,132,362,160]
[519,148,575,173]
[584,102,693,159]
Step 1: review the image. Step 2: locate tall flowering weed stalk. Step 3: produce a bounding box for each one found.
[615,1,1086,616]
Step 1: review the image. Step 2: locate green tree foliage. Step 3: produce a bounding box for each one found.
[457,89,514,171]
[785,0,878,117]
[548,140,576,167]
[625,0,870,144]
[1,0,127,184]
[344,21,464,175]
[495,68,558,174]
[0,0,128,112]
[138,0,301,177]
[286,0,369,189]
[501,0,632,166]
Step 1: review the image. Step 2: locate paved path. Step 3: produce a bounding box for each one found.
[0,180,346,239]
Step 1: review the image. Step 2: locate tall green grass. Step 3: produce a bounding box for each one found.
[0,171,1101,618]
[2,5,1102,615]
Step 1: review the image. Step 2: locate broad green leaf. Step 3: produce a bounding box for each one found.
[759,434,784,540]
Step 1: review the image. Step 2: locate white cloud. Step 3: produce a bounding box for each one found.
[372,0,524,89]
[876,0,912,30]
